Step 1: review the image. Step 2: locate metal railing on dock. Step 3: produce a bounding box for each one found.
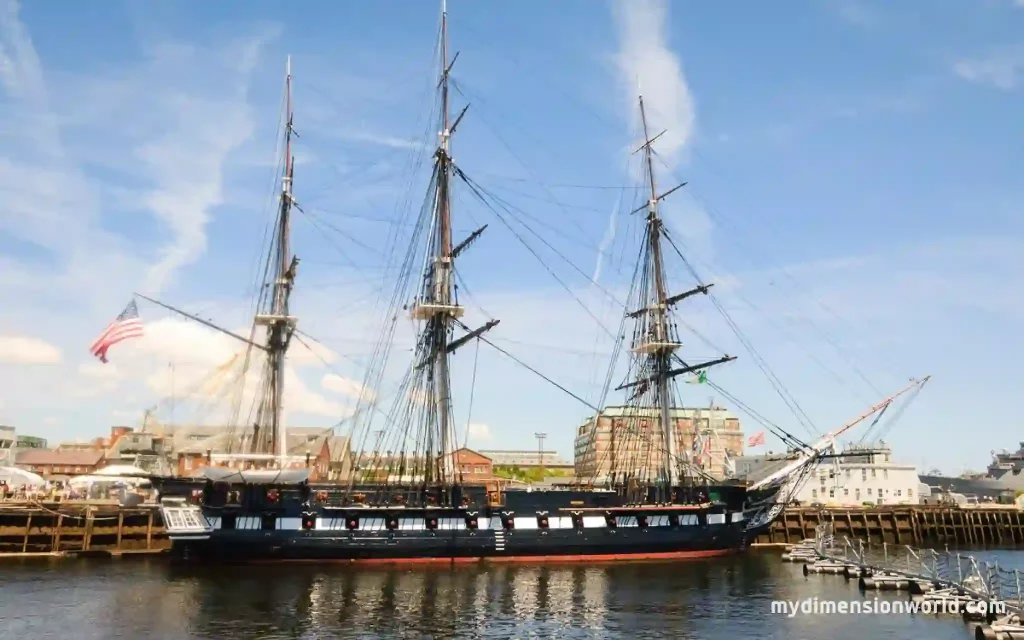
[788,523,1024,639]
[0,501,169,558]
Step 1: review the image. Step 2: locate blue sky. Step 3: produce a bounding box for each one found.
[0,0,1021,474]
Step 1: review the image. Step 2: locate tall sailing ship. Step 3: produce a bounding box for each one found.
[151,5,929,562]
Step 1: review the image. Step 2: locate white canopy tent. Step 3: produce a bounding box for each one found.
[92,464,149,477]
[0,466,46,488]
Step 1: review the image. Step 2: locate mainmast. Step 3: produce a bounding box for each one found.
[256,56,299,462]
[638,96,679,489]
[614,95,736,498]
[410,1,463,486]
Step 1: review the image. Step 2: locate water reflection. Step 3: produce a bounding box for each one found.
[2,551,1016,639]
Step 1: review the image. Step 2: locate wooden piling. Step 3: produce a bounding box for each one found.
[0,502,169,559]
[755,505,1024,548]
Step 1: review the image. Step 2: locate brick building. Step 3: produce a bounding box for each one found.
[16,449,106,479]
[573,405,744,481]
[453,448,493,483]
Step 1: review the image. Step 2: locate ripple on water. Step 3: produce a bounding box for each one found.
[0,551,1017,639]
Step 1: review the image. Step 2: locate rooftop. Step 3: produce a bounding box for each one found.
[16,449,105,466]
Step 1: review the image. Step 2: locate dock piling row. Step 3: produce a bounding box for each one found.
[0,502,169,558]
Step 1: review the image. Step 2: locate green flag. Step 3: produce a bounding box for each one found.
[686,370,708,384]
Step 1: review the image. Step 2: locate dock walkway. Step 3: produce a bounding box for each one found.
[790,523,1024,639]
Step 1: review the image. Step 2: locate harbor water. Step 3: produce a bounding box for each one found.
[3,550,1024,639]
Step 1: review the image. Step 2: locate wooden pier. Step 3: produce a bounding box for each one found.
[754,505,1024,547]
[0,502,169,559]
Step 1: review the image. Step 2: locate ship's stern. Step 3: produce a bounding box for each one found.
[159,497,214,558]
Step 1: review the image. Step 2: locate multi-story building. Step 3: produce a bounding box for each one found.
[0,426,15,466]
[573,405,744,481]
[16,449,106,479]
[16,435,47,449]
[1,427,48,467]
[479,450,574,471]
[735,442,921,506]
[141,423,351,481]
[352,448,493,484]
[454,448,494,484]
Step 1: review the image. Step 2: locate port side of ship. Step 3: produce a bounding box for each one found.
[157,479,770,557]
[152,1,930,564]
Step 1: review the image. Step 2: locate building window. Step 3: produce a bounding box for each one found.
[908,489,914,497]
[856,489,861,499]
[811,489,817,498]
[845,469,851,478]
[867,488,872,496]
[474,465,486,474]
[897,489,902,496]
[862,470,867,480]
[844,488,849,496]
[871,469,876,478]
[883,469,888,479]
[829,489,835,498]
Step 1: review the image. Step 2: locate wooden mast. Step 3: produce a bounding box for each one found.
[257,55,299,463]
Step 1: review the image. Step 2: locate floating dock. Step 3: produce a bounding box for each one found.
[791,523,1024,639]
[754,505,1024,547]
[0,501,169,558]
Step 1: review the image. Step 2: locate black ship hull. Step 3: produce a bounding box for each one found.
[157,480,780,564]
[173,518,747,563]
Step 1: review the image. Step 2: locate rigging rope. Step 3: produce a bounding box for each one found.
[461,338,481,450]
[660,227,819,438]
[454,319,598,412]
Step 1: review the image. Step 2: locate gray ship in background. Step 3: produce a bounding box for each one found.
[911,444,1024,506]
[986,444,1024,485]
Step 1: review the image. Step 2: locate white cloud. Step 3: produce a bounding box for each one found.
[832,0,878,27]
[97,317,351,421]
[321,373,376,402]
[609,0,714,269]
[133,33,278,293]
[953,47,1024,91]
[0,335,61,365]
[332,130,423,150]
[466,422,493,444]
[611,0,694,170]
[78,361,120,379]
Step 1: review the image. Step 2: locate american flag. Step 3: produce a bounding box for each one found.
[747,431,765,448]
[89,300,144,363]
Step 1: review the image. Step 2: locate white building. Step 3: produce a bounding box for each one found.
[737,442,921,507]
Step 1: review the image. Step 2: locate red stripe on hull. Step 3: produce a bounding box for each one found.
[249,548,737,565]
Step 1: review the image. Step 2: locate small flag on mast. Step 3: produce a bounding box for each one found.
[686,370,708,384]
[747,431,765,448]
[89,299,144,363]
